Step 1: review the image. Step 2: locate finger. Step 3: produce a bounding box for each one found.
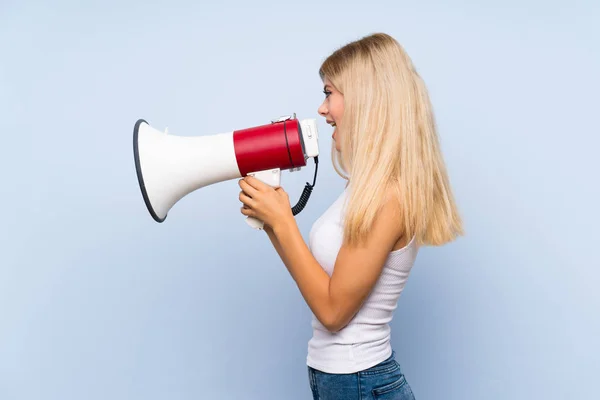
[239,190,255,207]
[244,175,271,191]
[239,179,260,197]
[274,187,289,200]
[240,206,255,217]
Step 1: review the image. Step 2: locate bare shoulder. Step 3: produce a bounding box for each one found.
[335,190,404,283]
[374,191,405,250]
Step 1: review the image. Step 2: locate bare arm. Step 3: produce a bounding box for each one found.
[238,176,402,332]
[270,195,402,332]
[264,225,290,266]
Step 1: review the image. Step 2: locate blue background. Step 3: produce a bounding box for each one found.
[1,0,598,399]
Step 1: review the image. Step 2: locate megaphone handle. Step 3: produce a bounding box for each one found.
[245,168,282,230]
[246,216,265,230]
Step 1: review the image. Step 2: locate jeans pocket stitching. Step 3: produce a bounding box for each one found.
[371,374,407,396]
[361,363,399,376]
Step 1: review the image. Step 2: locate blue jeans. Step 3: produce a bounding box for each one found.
[307,351,415,400]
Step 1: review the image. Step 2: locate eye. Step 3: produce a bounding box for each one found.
[323,90,332,98]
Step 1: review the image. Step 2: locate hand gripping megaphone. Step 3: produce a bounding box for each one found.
[133,114,319,230]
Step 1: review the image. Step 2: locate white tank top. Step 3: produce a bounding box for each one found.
[307,187,419,373]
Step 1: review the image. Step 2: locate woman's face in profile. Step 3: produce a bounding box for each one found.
[318,77,344,152]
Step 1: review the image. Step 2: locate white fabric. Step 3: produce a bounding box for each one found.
[306,187,419,373]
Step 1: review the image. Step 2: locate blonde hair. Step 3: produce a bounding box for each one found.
[319,32,463,247]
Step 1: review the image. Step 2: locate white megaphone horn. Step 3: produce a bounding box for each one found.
[133,114,320,230]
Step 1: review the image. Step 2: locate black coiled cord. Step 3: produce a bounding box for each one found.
[291,156,319,216]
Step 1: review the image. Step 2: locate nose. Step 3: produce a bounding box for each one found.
[318,101,328,117]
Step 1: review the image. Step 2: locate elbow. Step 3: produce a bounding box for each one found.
[320,308,338,333]
[319,314,340,333]
[323,321,340,333]
[322,315,347,333]
[324,323,341,333]
[322,302,352,333]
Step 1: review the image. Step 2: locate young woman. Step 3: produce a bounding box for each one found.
[238,32,463,400]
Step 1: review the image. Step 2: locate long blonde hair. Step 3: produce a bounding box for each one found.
[319,32,463,247]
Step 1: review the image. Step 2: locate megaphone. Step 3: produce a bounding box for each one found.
[133,114,320,229]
